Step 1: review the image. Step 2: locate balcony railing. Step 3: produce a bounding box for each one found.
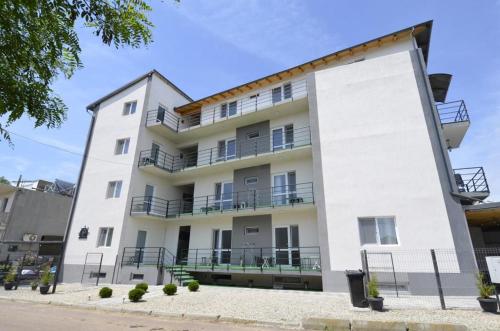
[453,167,489,194]
[146,79,308,132]
[138,126,311,173]
[436,100,469,125]
[130,182,314,218]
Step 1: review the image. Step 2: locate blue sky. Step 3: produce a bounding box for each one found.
[0,0,499,200]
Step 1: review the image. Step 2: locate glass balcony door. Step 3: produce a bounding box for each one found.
[215,182,233,210]
[272,124,294,151]
[212,229,232,264]
[272,171,296,206]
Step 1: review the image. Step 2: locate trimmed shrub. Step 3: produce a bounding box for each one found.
[188,280,199,292]
[128,288,145,302]
[163,283,177,296]
[135,282,148,292]
[99,287,113,298]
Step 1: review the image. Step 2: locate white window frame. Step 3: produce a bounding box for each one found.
[271,124,294,151]
[123,101,137,115]
[114,138,130,155]
[97,227,114,247]
[212,228,232,264]
[272,171,296,205]
[214,181,233,210]
[217,138,236,161]
[106,181,122,199]
[219,100,238,119]
[271,82,293,104]
[358,216,399,246]
[272,225,299,266]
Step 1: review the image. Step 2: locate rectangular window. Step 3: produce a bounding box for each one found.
[106,181,122,198]
[217,139,236,161]
[358,217,398,245]
[244,176,258,185]
[272,87,282,103]
[97,227,114,247]
[220,103,227,118]
[245,227,259,235]
[115,138,130,155]
[214,182,233,210]
[228,101,237,116]
[272,124,294,151]
[247,131,260,139]
[283,83,292,99]
[123,101,137,115]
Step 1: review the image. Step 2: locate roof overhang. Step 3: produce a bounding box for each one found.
[0,183,17,195]
[175,20,433,114]
[86,70,192,111]
[429,73,452,102]
[465,202,500,227]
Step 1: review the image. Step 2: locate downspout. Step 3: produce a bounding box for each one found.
[52,106,98,292]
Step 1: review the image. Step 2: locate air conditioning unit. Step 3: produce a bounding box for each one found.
[23,233,38,242]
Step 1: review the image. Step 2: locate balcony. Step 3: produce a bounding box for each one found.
[138,126,311,180]
[454,167,490,201]
[145,79,308,141]
[436,100,470,149]
[130,182,315,219]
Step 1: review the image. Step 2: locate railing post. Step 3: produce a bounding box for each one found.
[147,197,152,214]
[243,248,246,272]
[209,149,213,165]
[195,249,198,271]
[176,117,180,132]
[157,247,162,269]
[212,249,215,271]
[431,249,446,310]
[278,248,282,273]
[253,190,257,210]
[137,248,142,269]
[236,192,239,212]
[260,248,263,273]
[120,247,126,267]
[205,196,209,215]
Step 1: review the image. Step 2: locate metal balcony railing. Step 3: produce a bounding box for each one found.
[436,100,470,125]
[145,79,308,132]
[138,126,311,172]
[453,167,489,194]
[120,247,166,268]
[130,182,314,218]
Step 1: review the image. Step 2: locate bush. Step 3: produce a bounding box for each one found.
[128,288,145,302]
[99,287,113,298]
[39,266,54,286]
[477,272,495,298]
[135,282,148,292]
[188,280,199,292]
[367,275,379,298]
[163,283,177,296]
[4,270,16,283]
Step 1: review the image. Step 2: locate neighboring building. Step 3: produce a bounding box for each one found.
[62,21,493,291]
[0,181,73,260]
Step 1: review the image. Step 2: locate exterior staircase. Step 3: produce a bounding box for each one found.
[167,265,196,286]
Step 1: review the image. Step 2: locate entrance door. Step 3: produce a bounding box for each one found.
[176,226,191,265]
[274,225,300,266]
[144,185,154,213]
[212,229,232,264]
[135,230,147,263]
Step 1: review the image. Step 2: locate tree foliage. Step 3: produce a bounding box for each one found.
[0,176,10,184]
[0,0,155,143]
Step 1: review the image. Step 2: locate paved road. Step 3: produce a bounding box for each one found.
[0,300,289,331]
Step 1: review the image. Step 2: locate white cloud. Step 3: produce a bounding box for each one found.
[0,156,31,174]
[175,0,340,66]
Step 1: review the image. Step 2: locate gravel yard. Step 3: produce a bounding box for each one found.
[1,283,499,331]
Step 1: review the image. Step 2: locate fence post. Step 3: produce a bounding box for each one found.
[137,248,142,269]
[431,249,446,310]
[195,249,198,270]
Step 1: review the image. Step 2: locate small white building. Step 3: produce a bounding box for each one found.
[62,21,490,292]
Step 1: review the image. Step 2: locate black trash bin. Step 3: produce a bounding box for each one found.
[345,270,368,308]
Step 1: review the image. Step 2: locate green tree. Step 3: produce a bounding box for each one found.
[0,176,9,184]
[0,0,158,143]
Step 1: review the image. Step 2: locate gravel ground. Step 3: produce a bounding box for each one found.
[1,284,499,331]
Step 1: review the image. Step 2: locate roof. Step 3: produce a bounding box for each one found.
[174,20,433,114]
[86,70,192,110]
[465,202,500,227]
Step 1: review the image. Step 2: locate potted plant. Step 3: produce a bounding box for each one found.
[367,275,384,311]
[3,269,16,290]
[476,272,498,313]
[30,281,38,291]
[39,266,54,295]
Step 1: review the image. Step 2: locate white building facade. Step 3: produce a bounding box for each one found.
[62,21,490,292]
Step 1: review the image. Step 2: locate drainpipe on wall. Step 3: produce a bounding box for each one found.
[52,107,98,293]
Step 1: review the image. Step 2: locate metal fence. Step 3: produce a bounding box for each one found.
[362,248,500,309]
[0,241,62,292]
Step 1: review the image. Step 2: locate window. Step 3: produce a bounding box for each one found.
[245,177,258,185]
[115,138,130,155]
[247,131,260,139]
[358,217,398,245]
[90,272,106,278]
[272,171,296,205]
[245,227,259,235]
[215,182,233,210]
[123,101,137,115]
[220,101,238,118]
[97,227,114,247]
[228,101,237,116]
[1,198,8,212]
[272,124,294,150]
[106,181,122,198]
[283,83,292,99]
[217,139,236,161]
[220,103,227,118]
[272,83,293,103]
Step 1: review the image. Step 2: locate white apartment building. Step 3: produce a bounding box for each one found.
[62,21,491,292]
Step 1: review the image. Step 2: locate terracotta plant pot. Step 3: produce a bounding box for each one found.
[478,297,498,313]
[367,296,384,311]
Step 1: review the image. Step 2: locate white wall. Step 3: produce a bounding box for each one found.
[309,48,458,277]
